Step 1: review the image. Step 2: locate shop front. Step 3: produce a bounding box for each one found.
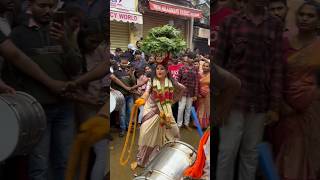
[141,0,203,49]
[110,0,143,51]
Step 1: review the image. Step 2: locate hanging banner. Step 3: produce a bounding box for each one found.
[110,8,143,24]
[110,0,143,24]
[110,0,135,12]
[149,0,203,19]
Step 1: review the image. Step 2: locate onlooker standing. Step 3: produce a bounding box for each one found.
[113,47,122,62]
[211,0,235,52]
[193,58,200,72]
[214,0,284,179]
[272,2,320,179]
[127,43,136,62]
[2,0,83,179]
[76,19,108,180]
[268,0,288,23]
[147,55,156,70]
[196,61,210,129]
[111,53,136,137]
[181,54,188,65]
[176,52,199,130]
[63,4,85,49]
[168,55,184,120]
[268,0,290,36]
[131,50,146,70]
[136,39,145,60]
[144,64,152,78]
[168,55,184,81]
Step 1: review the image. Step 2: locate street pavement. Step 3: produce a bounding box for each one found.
[110,126,201,180]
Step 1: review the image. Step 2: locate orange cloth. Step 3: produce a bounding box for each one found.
[184,130,210,178]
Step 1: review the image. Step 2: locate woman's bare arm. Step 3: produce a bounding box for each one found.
[131,78,149,89]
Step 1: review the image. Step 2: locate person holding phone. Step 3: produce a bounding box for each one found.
[2,0,82,179]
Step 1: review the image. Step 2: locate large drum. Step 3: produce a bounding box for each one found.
[0,91,46,162]
[110,89,124,113]
[134,141,197,180]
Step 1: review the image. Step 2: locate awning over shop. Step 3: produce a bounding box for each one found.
[110,7,143,24]
[149,0,203,19]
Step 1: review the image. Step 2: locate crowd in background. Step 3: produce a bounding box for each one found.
[212,0,320,180]
[109,42,211,137]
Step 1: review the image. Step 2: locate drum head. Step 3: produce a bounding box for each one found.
[110,94,116,113]
[0,99,19,161]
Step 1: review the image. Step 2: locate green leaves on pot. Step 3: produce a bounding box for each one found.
[141,25,187,55]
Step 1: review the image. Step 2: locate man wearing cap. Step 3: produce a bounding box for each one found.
[127,43,136,62]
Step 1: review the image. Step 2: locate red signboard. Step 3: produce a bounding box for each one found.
[149,1,203,19]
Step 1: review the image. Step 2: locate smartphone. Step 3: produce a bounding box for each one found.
[52,11,65,24]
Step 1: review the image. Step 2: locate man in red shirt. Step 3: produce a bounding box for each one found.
[168,55,184,120]
[211,0,236,51]
[168,55,184,81]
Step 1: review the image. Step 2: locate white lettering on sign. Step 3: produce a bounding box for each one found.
[149,2,202,18]
[118,13,138,21]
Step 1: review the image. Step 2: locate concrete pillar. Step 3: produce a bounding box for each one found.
[129,23,143,45]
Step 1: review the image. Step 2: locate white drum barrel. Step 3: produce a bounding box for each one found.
[134,141,197,180]
[110,89,125,113]
[0,91,46,162]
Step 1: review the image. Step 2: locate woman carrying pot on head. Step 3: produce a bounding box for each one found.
[134,54,186,167]
[120,25,187,168]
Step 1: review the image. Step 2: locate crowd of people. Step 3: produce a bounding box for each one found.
[109,43,211,138]
[0,0,108,180]
[212,0,320,180]
[109,41,211,179]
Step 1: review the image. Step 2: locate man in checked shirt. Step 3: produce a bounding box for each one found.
[176,52,200,131]
[214,0,284,179]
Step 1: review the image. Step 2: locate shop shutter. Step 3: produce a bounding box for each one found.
[110,21,130,52]
[143,13,188,43]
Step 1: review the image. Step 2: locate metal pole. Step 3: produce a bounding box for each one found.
[189,17,194,50]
